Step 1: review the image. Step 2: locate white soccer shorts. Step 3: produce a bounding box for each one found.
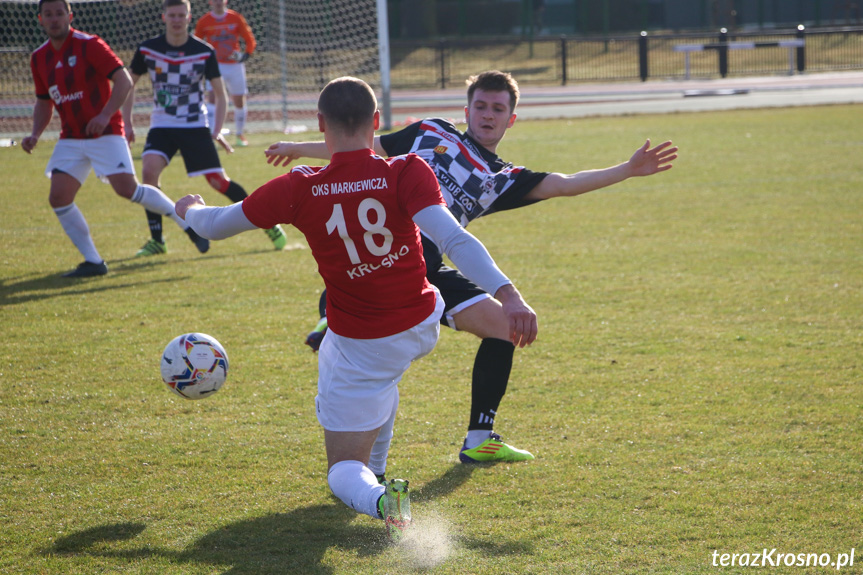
[45,135,134,184]
[209,62,248,96]
[315,290,444,432]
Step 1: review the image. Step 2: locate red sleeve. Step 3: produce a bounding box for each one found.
[242,173,295,230]
[30,53,48,98]
[88,36,125,80]
[399,154,446,217]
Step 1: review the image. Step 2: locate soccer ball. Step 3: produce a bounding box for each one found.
[160,333,229,400]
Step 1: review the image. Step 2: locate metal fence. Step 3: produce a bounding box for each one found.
[3,24,862,137]
[389,25,863,89]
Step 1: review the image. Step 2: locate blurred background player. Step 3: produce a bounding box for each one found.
[22,0,205,277]
[265,70,678,465]
[123,0,286,255]
[175,76,537,540]
[194,0,255,147]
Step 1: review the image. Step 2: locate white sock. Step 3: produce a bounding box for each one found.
[54,203,101,263]
[235,106,247,136]
[465,430,493,449]
[167,210,189,230]
[368,388,398,477]
[131,184,174,216]
[328,460,385,520]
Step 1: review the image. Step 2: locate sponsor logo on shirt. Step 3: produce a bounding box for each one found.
[433,145,447,154]
[49,85,84,105]
[436,168,475,212]
[67,55,76,67]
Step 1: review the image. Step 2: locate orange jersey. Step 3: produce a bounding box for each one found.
[194,9,256,64]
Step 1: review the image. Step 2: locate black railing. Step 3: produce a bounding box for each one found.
[2,25,862,137]
[389,25,863,89]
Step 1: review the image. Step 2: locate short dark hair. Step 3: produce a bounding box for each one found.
[162,0,190,11]
[318,77,377,136]
[38,0,70,13]
[466,70,520,113]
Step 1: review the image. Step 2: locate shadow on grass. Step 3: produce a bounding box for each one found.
[42,464,533,572]
[0,274,188,307]
[0,248,289,307]
[46,505,381,574]
[414,461,482,502]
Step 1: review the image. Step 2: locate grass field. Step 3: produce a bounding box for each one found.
[1,105,861,574]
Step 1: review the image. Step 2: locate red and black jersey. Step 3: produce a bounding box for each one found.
[243,149,444,339]
[30,28,125,139]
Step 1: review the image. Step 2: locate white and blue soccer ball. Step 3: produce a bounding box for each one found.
[160,333,229,400]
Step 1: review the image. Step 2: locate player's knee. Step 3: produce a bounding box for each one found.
[205,172,231,194]
[48,193,73,209]
[107,174,138,199]
[452,298,510,339]
[48,172,79,208]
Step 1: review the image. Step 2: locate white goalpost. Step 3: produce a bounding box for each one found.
[376,0,392,131]
[0,0,391,138]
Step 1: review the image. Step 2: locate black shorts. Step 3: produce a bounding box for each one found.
[143,127,222,177]
[421,235,490,328]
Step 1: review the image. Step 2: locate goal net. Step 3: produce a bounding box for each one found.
[0,0,388,139]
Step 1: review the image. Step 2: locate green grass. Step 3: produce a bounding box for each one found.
[2,105,862,574]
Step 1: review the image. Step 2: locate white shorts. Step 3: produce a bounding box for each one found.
[46,135,134,185]
[315,290,444,432]
[208,62,248,96]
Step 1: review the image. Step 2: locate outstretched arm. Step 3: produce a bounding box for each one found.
[265,136,387,167]
[524,139,678,201]
[176,195,258,239]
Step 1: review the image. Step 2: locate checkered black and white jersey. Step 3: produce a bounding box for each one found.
[130,35,220,129]
[380,118,548,227]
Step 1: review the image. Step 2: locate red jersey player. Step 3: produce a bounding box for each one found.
[23,0,207,277]
[176,76,538,541]
[266,70,677,466]
[194,0,256,146]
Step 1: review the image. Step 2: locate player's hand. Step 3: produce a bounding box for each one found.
[214,132,234,154]
[85,112,111,137]
[265,142,302,167]
[627,139,678,177]
[494,284,538,348]
[125,126,136,146]
[175,194,206,219]
[21,136,39,154]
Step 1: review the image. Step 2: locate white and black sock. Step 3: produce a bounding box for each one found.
[130,184,174,216]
